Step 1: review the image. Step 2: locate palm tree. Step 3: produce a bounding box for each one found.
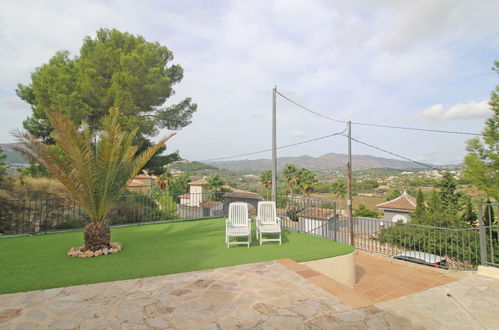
[158,169,173,191]
[260,170,272,197]
[14,108,174,252]
[331,180,347,199]
[297,168,318,197]
[207,174,229,201]
[283,164,299,200]
[331,180,347,209]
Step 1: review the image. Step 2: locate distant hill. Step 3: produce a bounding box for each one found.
[0,143,27,164]
[167,160,217,171]
[208,152,428,171]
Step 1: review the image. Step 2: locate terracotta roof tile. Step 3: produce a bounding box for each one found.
[223,191,261,200]
[188,179,209,186]
[376,193,416,211]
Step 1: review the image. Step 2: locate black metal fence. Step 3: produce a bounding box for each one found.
[1,192,497,271]
[0,192,335,235]
[282,213,494,270]
[478,203,499,268]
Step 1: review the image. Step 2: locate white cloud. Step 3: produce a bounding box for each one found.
[444,101,491,120]
[421,104,444,120]
[0,0,498,165]
[420,101,491,121]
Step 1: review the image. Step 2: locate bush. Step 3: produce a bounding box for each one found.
[108,193,163,225]
[377,223,481,266]
[54,207,88,229]
[353,204,379,218]
[157,194,178,220]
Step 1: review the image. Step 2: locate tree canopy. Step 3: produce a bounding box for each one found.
[463,61,499,201]
[16,28,196,174]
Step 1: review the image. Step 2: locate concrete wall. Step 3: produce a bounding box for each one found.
[302,251,356,287]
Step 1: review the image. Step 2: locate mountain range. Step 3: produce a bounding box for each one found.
[208,153,429,171]
[2,142,437,172]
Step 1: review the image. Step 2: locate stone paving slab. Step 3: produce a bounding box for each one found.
[309,274,499,329]
[1,260,498,329]
[0,261,352,329]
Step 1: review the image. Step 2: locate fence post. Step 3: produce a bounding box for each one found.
[478,203,487,265]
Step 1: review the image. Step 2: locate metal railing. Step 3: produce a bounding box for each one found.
[1,192,496,271]
[0,192,335,235]
[478,203,499,268]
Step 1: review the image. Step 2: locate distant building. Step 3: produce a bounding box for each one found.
[178,179,261,217]
[297,207,335,236]
[180,179,209,207]
[376,191,416,223]
[127,175,154,194]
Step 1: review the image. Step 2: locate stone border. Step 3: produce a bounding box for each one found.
[67,242,122,258]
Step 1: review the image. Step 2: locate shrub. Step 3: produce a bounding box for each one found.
[377,223,481,266]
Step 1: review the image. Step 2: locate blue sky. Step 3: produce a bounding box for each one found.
[0,0,497,165]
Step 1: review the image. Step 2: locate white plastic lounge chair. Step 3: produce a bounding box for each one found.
[225,202,252,248]
[256,201,282,245]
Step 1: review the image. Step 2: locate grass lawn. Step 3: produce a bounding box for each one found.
[0,218,354,295]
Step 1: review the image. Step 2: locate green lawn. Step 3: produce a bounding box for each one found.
[0,218,354,295]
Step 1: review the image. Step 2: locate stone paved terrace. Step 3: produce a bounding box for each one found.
[1,258,498,329]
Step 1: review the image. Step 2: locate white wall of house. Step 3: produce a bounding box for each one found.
[188,185,208,207]
[382,210,411,223]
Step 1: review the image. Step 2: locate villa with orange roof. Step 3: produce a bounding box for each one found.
[376,191,416,223]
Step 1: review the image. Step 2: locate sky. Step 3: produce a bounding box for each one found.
[0,0,498,165]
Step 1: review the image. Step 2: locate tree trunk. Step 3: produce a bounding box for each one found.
[84,222,111,251]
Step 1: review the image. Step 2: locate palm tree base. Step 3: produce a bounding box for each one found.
[67,242,122,258]
[84,222,111,251]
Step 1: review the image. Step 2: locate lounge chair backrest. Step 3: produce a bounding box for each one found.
[228,202,249,226]
[258,201,277,224]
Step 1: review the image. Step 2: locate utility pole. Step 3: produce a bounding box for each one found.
[271,86,278,201]
[347,121,354,245]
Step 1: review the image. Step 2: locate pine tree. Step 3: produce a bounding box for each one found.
[461,197,477,226]
[412,189,426,220]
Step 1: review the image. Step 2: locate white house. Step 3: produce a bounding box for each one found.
[376,191,416,223]
[180,179,209,207]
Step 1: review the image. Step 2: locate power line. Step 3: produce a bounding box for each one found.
[276,90,485,137]
[200,126,347,162]
[351,121,483,137]
[348,135,442,170]
[276,90,348,124]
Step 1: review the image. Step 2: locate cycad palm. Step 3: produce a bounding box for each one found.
[14,108,174,251]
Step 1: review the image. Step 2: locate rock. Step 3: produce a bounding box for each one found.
[0,309,22,325]
[109,248,117,254]
[253,303,278,316]
[102,248,109,255]
[83,250,94,258]
[170,289,191,297]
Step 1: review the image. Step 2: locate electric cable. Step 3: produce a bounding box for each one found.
[276,90,485,137]
[200,126,347,162]
[348,135,444,171]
